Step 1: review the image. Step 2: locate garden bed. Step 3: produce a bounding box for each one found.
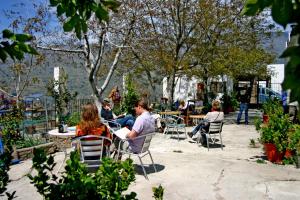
[15,142,57,161]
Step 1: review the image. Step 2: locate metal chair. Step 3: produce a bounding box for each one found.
[197,121,223,151]
[163,115,187,141]
[76,135,112,171]
[102,119,121,131]
[117,132,157,180]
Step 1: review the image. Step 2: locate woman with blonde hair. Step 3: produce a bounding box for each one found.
[187,100,224,146]
[76,103,112,141]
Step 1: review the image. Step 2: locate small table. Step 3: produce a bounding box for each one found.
[48,127,76,173]
[159,111,181,118]
[189,115,206,125]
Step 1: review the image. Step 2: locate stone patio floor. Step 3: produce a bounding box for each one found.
[5,112,300,200]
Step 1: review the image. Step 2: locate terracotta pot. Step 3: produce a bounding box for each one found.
[263,114,269,124]
[264,143,284,163]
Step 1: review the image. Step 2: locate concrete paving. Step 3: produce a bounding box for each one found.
[4,113,300,200]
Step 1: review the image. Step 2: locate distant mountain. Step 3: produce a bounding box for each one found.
[0,49,123,98]
[261,31,289,64]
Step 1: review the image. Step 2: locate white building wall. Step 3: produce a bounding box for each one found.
[163,75,233,103]
[267,64,284,93]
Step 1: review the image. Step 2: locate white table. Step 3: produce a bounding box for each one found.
[48,127,76,173]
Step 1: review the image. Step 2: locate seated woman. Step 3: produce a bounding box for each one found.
[187,100,224,145]
[101,99,135,130]
[76,103,112,152]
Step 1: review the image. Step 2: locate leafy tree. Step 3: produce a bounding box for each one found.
[122,0,202,105]
[0,29,38,62]
[125,0,274,105]
[243,0,300,103]
[40,0,135,109]
[188,0,274,102]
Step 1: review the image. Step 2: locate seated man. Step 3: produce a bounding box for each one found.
[101,99,135,130]
[187,100,224,145]
[125,99,155,153]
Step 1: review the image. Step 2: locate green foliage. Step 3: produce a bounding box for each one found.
[65,112,80,126]
[49,0,121,38]
[260,103,292,152]
[0,107,20,199]
[256,159,266,164]
[121,75,140,116]
[152,184,164,200]
[14,136,46,149]
[282,157,294,165]
[254,117,262,131]
[112,105,123,116]
[201,102,212,114]
[249,138,256,147]
[288,125,300,154]
[0,29,38,62]
[0,145,14,198]
[0,106,23,145]
[28,148,137,199]
[262,99,281,115]
[243,0,300,104]
[221,93,238,111]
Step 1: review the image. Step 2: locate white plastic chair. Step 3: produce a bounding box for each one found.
[76,135,112,171]
[163,115,187,141]
[117,132,157,180]
[197,121,223,151]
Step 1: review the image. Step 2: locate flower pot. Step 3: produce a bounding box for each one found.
[264,143,284,163]
[263,114,269,124]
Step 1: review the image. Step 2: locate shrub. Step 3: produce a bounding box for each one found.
[14,136,46,149]
[121,75,140,116]
[152,184,164,200]
[65,112,80,126]
[28,149,137,200]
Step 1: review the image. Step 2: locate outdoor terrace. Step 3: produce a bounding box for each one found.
[6,114,300,200]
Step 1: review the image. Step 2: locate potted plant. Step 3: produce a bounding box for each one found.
[259,103,292,163]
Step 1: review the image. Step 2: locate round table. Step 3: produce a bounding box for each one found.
[48,128,76,137]
[48,127,76,173]
[189,115,205,125]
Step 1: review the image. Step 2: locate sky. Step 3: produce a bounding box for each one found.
[0,0,58,32]
[0,0,38,30]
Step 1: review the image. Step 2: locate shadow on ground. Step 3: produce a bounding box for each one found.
[164,131,187,140]
[134,164,165,176]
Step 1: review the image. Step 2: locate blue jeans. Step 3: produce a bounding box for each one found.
[237,103,248,124]
[116,115,135,130]
[191,120,209,135]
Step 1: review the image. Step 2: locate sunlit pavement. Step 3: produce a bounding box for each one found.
[6,112,300,200]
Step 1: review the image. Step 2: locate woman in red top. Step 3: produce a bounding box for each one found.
[76,103,112,142]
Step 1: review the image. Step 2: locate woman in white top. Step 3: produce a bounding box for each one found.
[188,100,224,144]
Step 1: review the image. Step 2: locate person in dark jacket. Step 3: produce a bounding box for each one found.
[236,84,251,125]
